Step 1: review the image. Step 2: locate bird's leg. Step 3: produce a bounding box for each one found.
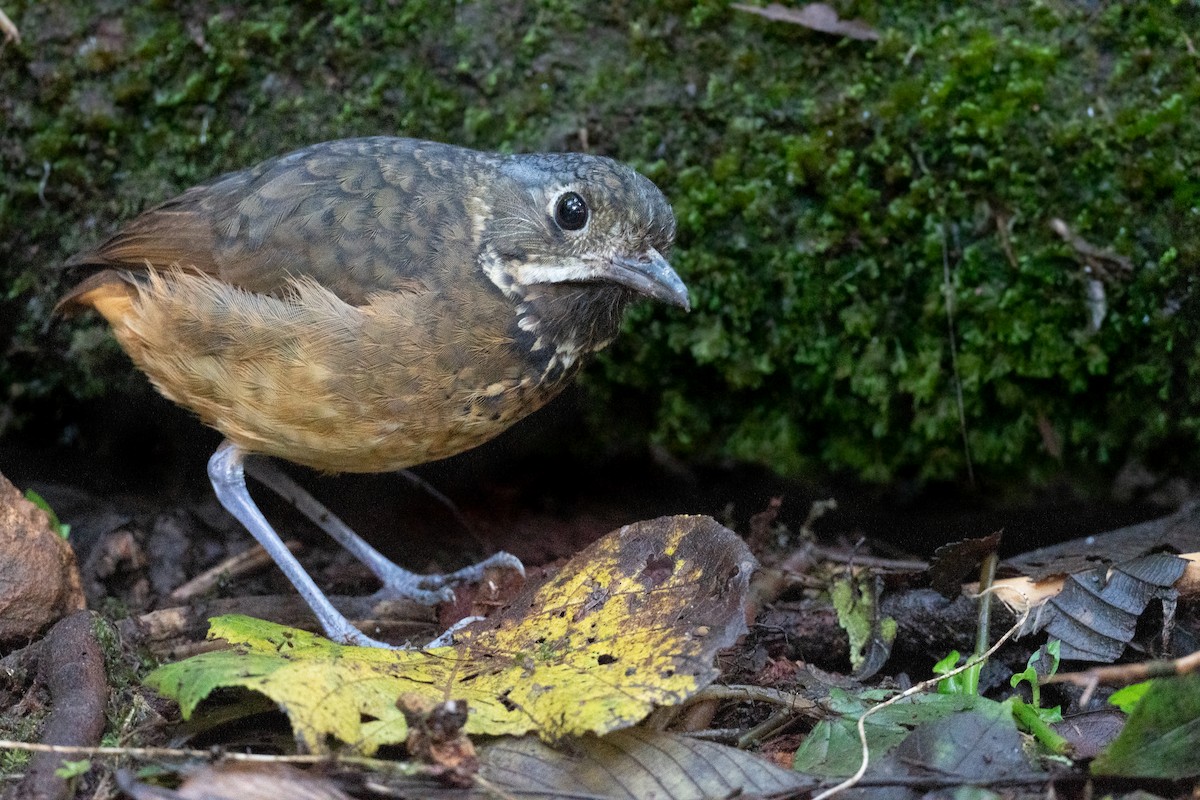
[207,441,393,648]
[243,455,524,603]
[425,614,487,648]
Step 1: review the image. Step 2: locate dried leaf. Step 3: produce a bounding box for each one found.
[1004,501,1200,581]
[1033,552,1186,662]
[1053,708,1125,761]
[118,762,352,800]
[732,3,880,41]
[146,516,756,752]
[928,531,1003,598]
[476,728,815,800]
[398,695,477,787]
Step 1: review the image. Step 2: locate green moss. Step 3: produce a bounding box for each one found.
[0,714,38,774]
[2,0,1198,486]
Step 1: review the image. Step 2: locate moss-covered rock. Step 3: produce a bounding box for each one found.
[2,1,1197,485]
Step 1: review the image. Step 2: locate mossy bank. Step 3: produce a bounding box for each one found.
[2,1,1197,487]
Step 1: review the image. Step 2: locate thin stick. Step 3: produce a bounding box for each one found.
[0,739,423,774]
[169,541,303,601]
[1047,648,1200,700]
[974,553,999,662]
[942,220,975,488]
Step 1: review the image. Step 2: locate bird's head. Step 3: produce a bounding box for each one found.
[475,152,689,313]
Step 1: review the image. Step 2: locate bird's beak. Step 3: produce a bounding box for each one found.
[609,248,691,311]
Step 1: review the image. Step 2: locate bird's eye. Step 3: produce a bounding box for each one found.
[554,192,589,231]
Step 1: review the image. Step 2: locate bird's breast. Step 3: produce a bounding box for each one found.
[104,269,579,474]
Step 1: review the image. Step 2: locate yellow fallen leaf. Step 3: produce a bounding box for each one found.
[146,515,756,752]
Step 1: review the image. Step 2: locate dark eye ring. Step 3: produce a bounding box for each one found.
[554,191,589,231]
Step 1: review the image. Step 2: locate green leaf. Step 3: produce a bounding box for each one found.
[1092,674,1200,778]
[1010,640,1060,712]
[23,489,70,539]
[933,650,960,675]
[926,652,974,695]
[793,691,1001,777]
[1107,681,1152,714]
[54,759,91,779]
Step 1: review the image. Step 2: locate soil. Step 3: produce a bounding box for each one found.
[1,383,1179,618]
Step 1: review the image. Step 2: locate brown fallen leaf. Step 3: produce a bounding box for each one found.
[732,2,880,41]
[979,503,1200,661]
[928,531,1003,598]
[118,762,352,800]
[473,728,817,800]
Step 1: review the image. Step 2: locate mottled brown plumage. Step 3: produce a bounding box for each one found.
[59,136,687,647]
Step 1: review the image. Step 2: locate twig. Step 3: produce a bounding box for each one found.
[0,740,425,774]
[37,161,51,207]
[680,728,743,743]
[1046,648,1200,705]
[168,541,303,601]
[847,773,1070,789]
[688,684,819,713]
[974,553,999,662]
[811,548,928,572]
[941,220,975,489]
[992,205,1019,270]
[1049,217,1133,281]
[800,498,838,536]
[736,708,795,749]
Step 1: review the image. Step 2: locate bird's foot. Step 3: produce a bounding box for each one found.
[369,550,525,604]
[330,626,395,649]
[425,615,486,649]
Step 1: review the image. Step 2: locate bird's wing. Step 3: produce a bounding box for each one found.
[65,139,478,306]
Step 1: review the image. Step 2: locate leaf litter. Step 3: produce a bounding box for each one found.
[16,498,1200,798]
[146,515,757,752]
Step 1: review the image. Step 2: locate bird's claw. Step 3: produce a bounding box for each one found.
[424,615,486,649]
[424,550,525,585]
[368,550,525,605]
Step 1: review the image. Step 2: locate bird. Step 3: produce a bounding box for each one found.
[57,136,689,648]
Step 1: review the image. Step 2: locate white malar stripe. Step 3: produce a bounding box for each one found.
[511,261,597,286]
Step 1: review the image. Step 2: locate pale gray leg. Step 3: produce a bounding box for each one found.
[242,454,525,603]
[208,441,391,648]
[425,615,486,649]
